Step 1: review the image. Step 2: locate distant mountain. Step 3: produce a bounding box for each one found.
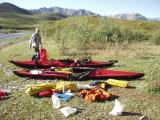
[109,13,160,22]
[31,7,99,16]
[149,18,160,22]
[0,2,32,15]
[109,13,148,21]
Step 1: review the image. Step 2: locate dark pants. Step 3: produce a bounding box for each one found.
[34,46,40,53]
[32,47,40,61]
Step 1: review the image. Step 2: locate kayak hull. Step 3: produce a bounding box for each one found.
[13,68,144,80]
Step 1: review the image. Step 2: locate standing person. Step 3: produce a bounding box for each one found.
[29,28,43,60]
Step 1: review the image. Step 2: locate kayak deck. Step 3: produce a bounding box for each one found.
[9,59,116,68]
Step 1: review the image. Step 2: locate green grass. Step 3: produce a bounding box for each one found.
[0,15,160,120]
[0,35,160,120]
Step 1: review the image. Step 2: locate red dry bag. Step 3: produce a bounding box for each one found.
[40,48,47,61]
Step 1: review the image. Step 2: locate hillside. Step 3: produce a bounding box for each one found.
[0,2,36,31]
[0,2,32,15]
[43,16,160,32]
[40,13,68,20]
[0,13,37,31]
[42,16,160,39]
[41,16,160,58]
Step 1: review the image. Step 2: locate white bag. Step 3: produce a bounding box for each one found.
[109,99,124,116]
[60,107,77,117]
[51,94,60,109]
[77,82,92,90]
[30,70,42,74]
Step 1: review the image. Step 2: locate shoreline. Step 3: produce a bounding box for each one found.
[0,32,32,40]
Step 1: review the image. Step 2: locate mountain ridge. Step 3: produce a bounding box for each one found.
[0,2,159,21]
[31,7,160,21]
[30,7,99,16]
[109,13,160,22]
[0,2,32,15]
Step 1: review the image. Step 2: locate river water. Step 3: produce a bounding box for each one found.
[0,32,32,40]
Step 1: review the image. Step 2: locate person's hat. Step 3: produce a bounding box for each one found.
[35,28,40,33]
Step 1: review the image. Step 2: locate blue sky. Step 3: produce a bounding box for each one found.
[0,0,160,18]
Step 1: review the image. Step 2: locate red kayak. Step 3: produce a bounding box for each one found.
[13,68,144,80]
[9,59,117,69]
